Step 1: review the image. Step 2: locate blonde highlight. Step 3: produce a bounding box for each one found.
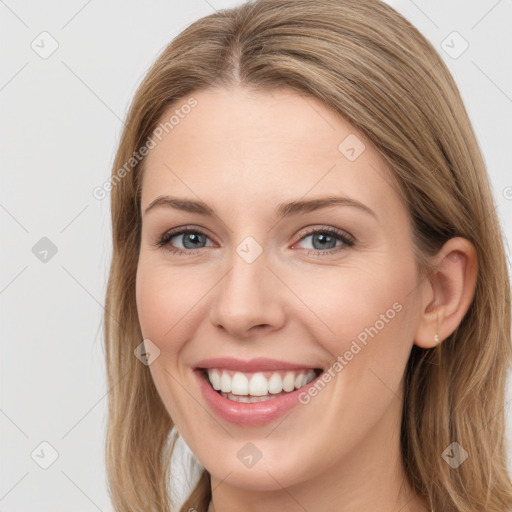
[104,1,512,510]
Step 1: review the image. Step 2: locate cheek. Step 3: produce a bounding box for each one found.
[284,256,418,383]
[135,265,169,342]
[135,260,200,420]
[135,259,201,347]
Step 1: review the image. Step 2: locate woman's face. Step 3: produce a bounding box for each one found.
[136,86,425,492]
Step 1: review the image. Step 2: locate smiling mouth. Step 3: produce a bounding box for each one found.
[198,367,324,403]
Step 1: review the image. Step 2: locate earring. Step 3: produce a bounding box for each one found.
[434,333,439,343]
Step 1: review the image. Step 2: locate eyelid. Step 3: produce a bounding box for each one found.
[153,225,215,249]
[291,226,355,255]
[294,225,354,244]
[154,224,355,256]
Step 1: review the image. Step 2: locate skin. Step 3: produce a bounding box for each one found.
[135,85,477,512]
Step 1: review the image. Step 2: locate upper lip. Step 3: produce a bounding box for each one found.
[194,357,321,373]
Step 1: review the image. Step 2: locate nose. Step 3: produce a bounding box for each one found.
[208,243,286,339]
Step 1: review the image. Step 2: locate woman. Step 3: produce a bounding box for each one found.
[103,1,512,511]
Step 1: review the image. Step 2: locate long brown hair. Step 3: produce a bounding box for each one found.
[103,1,512,510]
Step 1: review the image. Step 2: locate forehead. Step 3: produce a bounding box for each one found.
[140,86,404,222]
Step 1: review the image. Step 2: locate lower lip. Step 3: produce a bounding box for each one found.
[194,369,322,426]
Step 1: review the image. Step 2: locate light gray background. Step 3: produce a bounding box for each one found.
[1,1,511,510]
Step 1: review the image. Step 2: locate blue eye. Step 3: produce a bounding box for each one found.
[155,226,355,256]
[156,228,213,255]
[295,228,354,255]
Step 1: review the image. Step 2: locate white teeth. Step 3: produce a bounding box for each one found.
[232,372,249,395]
[268,373,283,394]
[206,368,317,397]
[221,392,279,403]
[220,372,231,393]
[249,373,268,396]
[209,369,221,390]
[282,372,295,392]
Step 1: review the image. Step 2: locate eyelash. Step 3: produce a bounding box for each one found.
[154,225,355,257]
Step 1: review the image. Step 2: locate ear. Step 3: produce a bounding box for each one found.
[414,237,478,349]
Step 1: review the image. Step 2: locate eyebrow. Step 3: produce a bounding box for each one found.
[143,195,377,220]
